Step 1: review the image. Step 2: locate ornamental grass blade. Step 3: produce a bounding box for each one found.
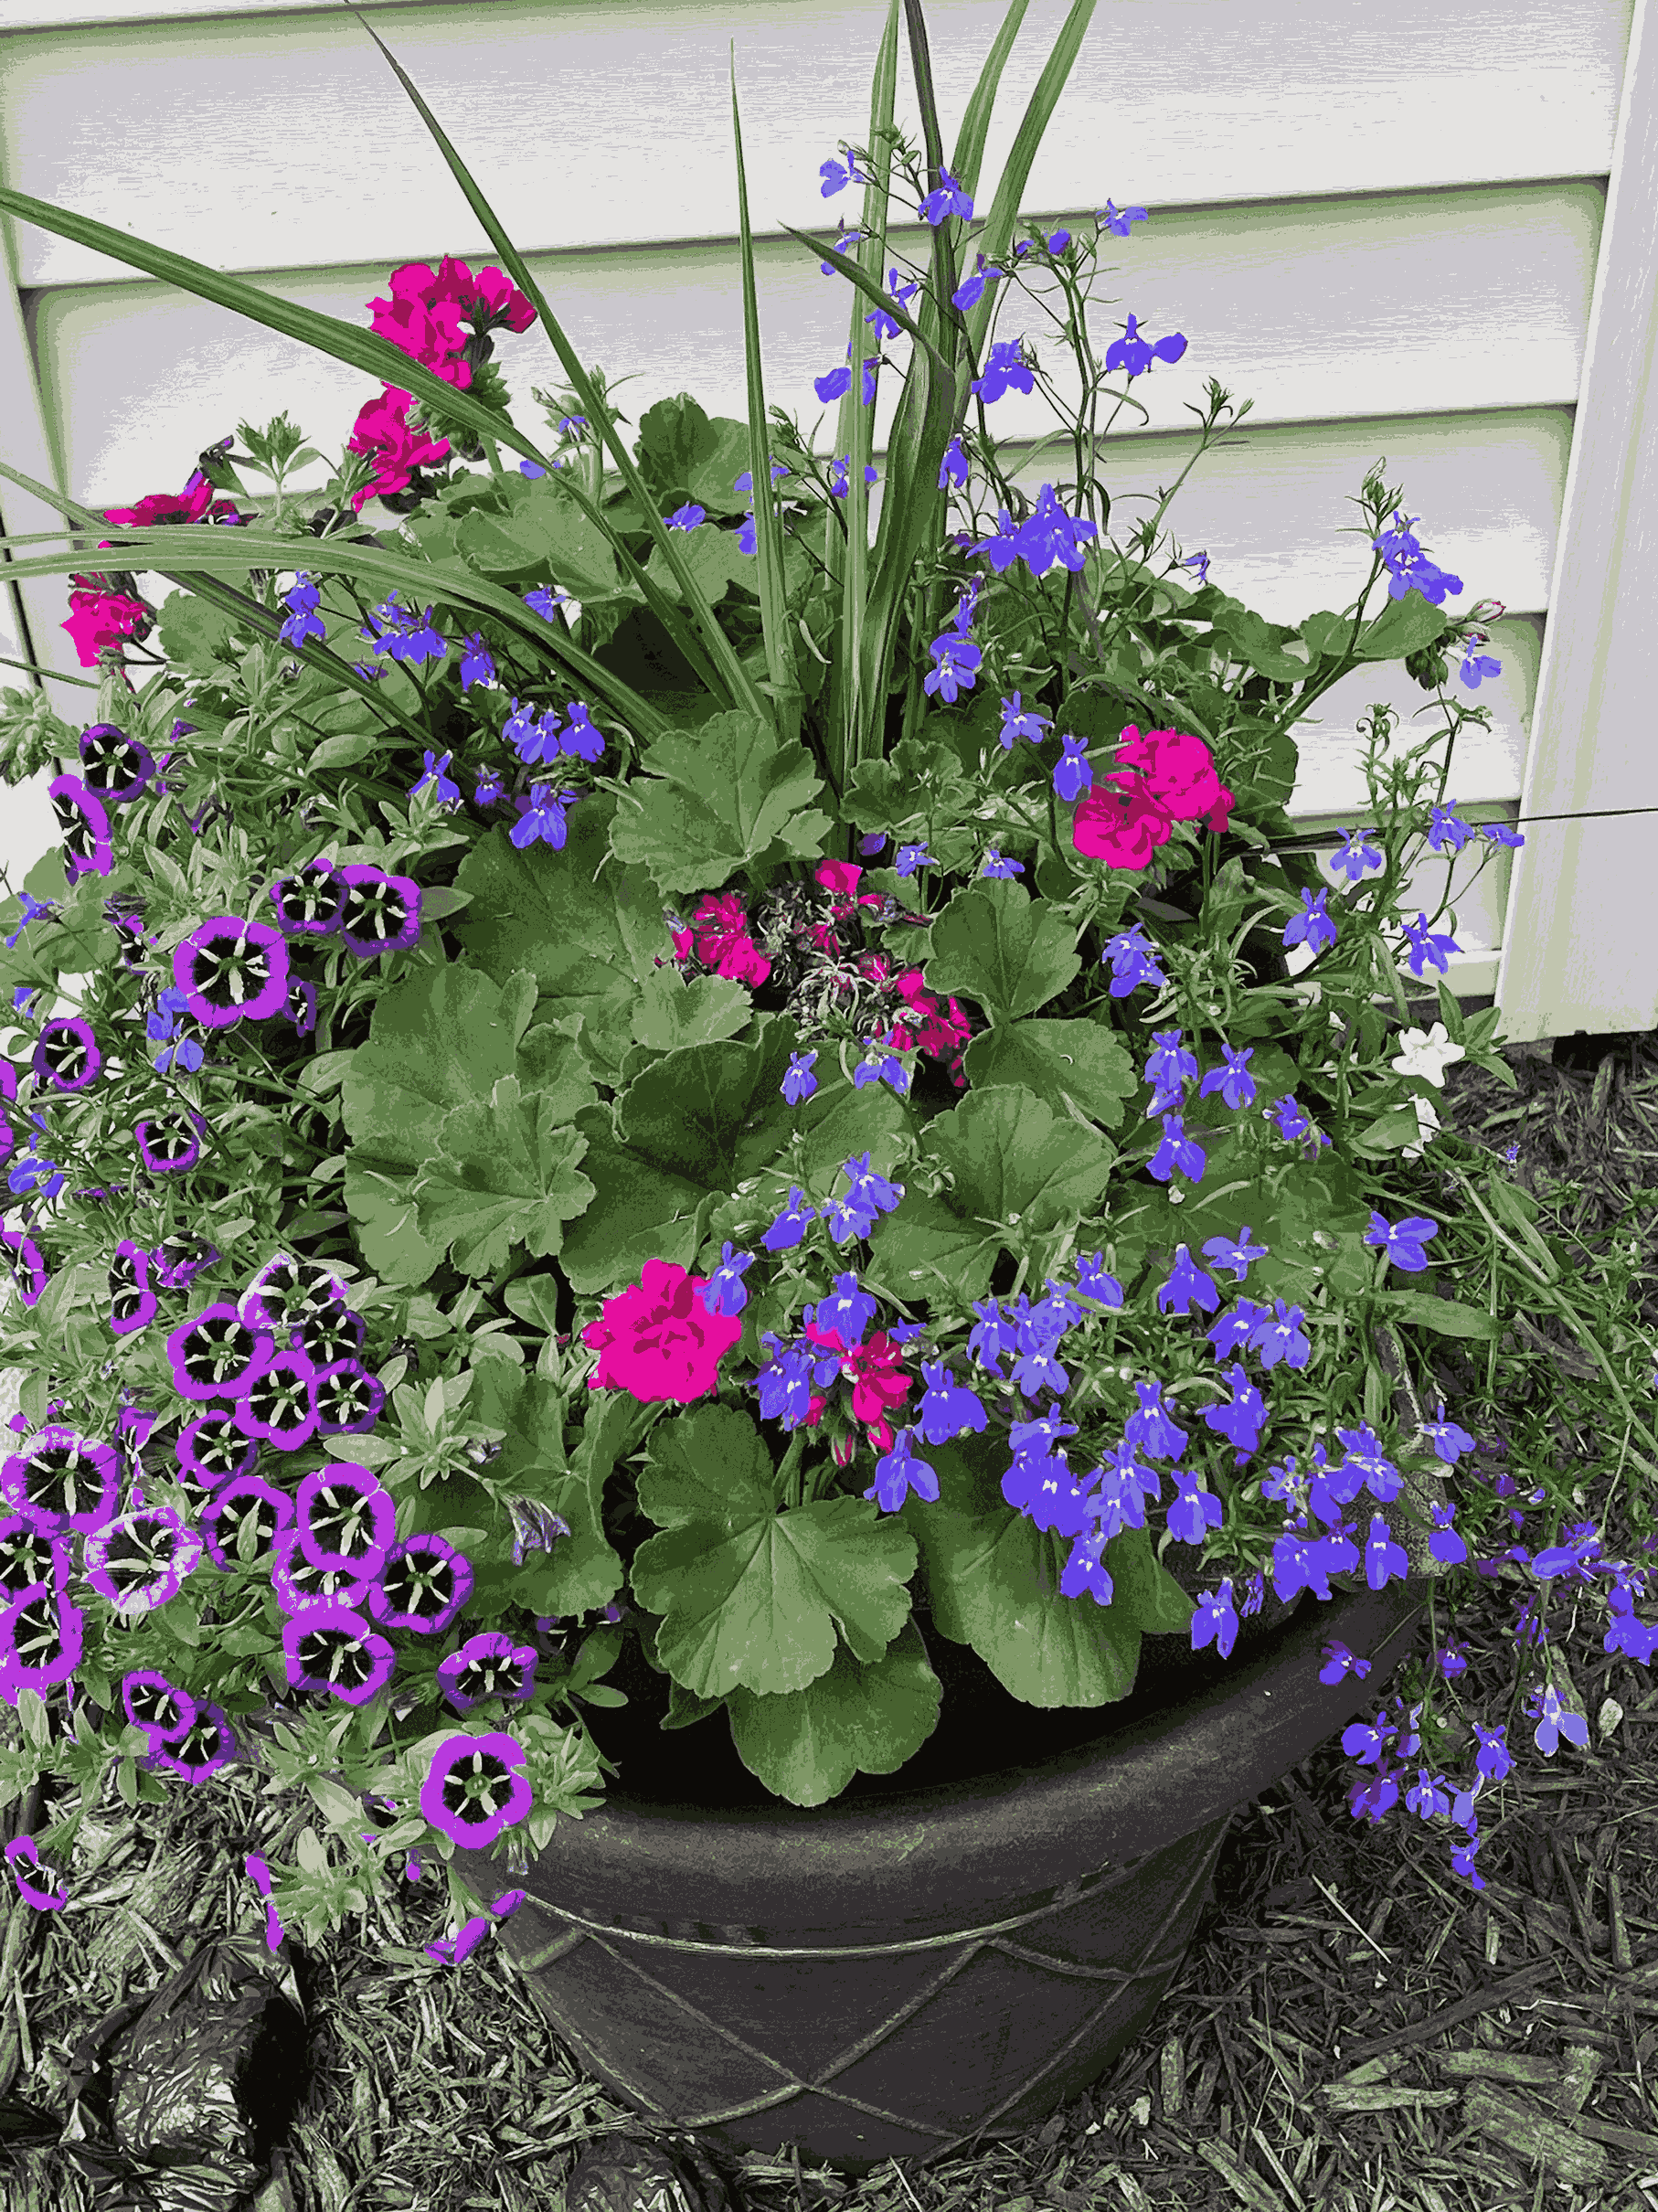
[0,463,433,750]
[868,0,1098,771]
[0,460,678,749]
[957,0,1099,371]
[880,0,1100,664]
[887,0,1034,642]
[0,28,755,733]
[783,0,1046,796]
[335,0,773,732]
[821,0,901,837]
[862,0,975,760]
[944,0,1033,209]
[0,183,547,477]
[728,44,804,754]
[0,526,675,750]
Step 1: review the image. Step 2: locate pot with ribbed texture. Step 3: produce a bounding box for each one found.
[452,1326,1446,2179]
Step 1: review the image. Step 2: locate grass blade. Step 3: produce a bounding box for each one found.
[728,42,804,754]
[0,531,675,750]
[0,158,725,717]
[863,0,1100,778]
[792,0,1048,796]
[0,464,434,749]
[0,183,544,475]
[867,0,972,757]
[0,39,734,727]
[821,0,903,853]
[959,0,1100,372]
[946,0,1032,206]
[0,460,679,748]
[901,0,1036,635]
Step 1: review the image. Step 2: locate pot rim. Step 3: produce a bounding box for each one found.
[461,1572,1429,1941]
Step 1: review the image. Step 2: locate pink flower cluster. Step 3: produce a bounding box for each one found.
[795,1314,915,1461]
[669,890,775,986]
[58,255,538,665]
[1071,725,1236,868]
[581,1258,742,1404]
[61,469,246,670]
[671,857,974,1087]
[347,256,537,515]
[579,1264,915,1465]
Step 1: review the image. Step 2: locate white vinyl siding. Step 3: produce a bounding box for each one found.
[1,0,1653,1043]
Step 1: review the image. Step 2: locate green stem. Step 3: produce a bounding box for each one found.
[774,1426,808,1512]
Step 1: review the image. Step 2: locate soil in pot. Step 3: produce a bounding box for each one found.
[579,1567,1313,1811]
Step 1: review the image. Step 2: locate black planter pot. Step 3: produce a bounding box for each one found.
[455,1567,1430,2176]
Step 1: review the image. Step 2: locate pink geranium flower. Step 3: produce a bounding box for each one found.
[582,1259,744,1403]
[1071,724,1237,866]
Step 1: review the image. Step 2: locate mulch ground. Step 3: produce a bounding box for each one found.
[3,1016,1656,2212]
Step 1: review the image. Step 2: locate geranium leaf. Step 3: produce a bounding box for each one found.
[873,1084,1115,1306]
[632,1402,778,1535]
[606,707,834,902]
[632,394,753,518]
[339,960,557,1283]
[630,967,757,1054]
[725,1618,941,1806]
[556,1114,719,1300]
[562,1013,907,1298]
[898,1432,1144,1707]
[630,1405,917,1698]
[154,589,244,678]
[459,1364,628,1622]
[415,1075,597,1279]
[449,789,673,1092]
[1348,587,1453,663]
[920,875,1082,1026]
[961,1016,1138,1132]
[1208,598,1318,682]
[452,473,626,605]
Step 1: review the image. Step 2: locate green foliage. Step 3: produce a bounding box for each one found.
[447,791,672,1091]
[0,682,81,785]
[0,0,1636,1966]
[961,1019,1138,1133]
[920,874,1143,1127]
[630,1403,918,1700]
[922,875,1081,1026]
[154,589,249,680]
[403,465,644,658]
[415,1074,597,1279]
[898,1431,1193,1705]
[726,1617,942,1805]
[842,733,981,845]
[872,1084,1118,1308]
[457,1360,631,1622]
[559,1015,909,1299]
[339,961,592,1283]
[608,708,837,904]
[0,858,117,998]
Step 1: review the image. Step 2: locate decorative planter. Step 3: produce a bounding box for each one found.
[452,1325,1452,2176]
[457,1572,1428,2175]
[455,1327,1450,2176]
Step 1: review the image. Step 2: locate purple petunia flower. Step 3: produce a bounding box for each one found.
[420,1731,534,1849]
